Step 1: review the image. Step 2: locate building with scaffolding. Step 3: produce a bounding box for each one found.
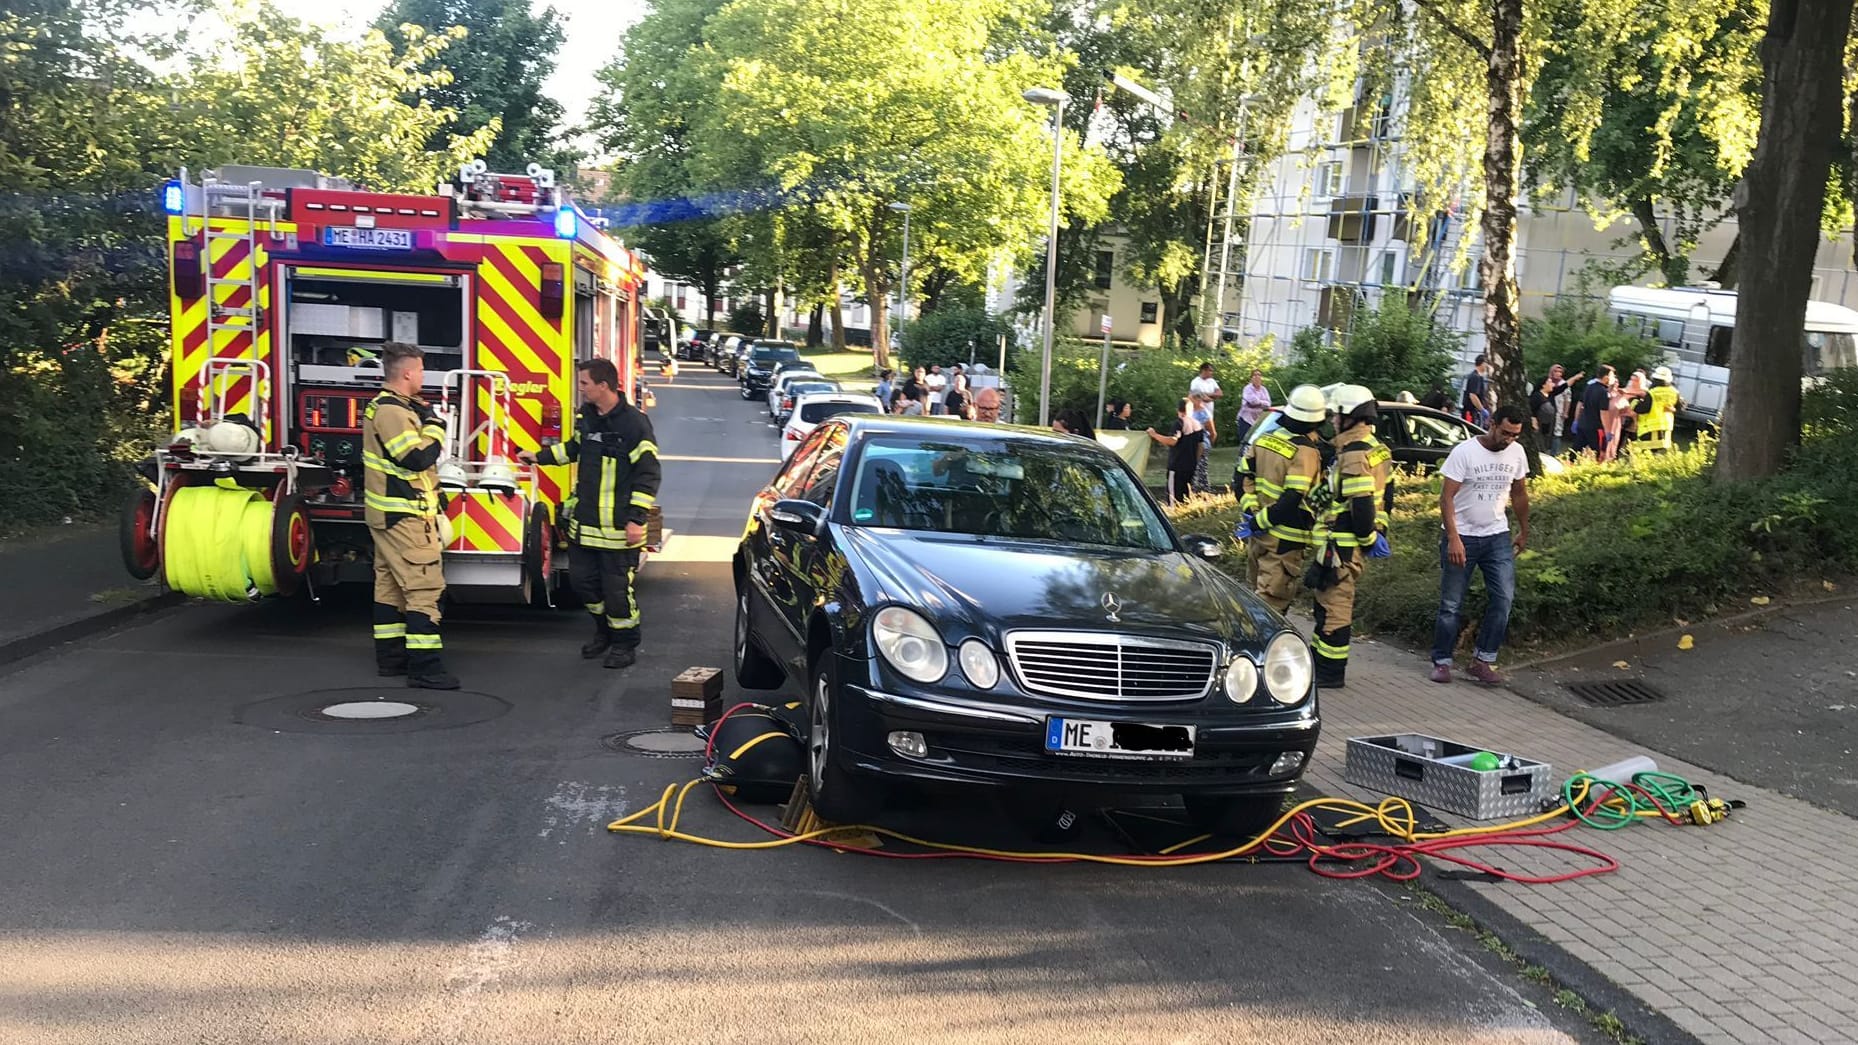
[1233,85,1858,364]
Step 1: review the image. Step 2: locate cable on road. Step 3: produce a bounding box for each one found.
[608,705,1738,883]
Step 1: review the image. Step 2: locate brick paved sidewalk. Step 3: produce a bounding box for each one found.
[1313,631,1858,1045]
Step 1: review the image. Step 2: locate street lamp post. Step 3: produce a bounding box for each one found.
[888,202,912,352]
[1023,86,1069,428]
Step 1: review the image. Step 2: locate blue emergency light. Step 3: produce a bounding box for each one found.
[162,181,186,215]
[554,208,578,239]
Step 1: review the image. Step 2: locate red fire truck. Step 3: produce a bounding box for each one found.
[121,160,656,605]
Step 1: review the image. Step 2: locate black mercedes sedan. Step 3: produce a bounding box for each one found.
[733,415,1320,830]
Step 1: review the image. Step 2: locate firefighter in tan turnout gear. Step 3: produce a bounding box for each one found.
[520,358,662,669]
[1304,385,1393,688]
[1245,384,1330,613]
[363,342,461,690]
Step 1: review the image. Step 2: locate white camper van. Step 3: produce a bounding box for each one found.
[1606,286,1858,424]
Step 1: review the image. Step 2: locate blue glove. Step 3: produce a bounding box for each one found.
[1367,532,1391,558]
[1233,512,1258,540]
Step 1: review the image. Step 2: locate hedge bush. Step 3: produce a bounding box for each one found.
[1168,434,1858,652]
[1039,340,1276,432]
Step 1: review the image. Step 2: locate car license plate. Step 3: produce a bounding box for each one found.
[323,227,413,251]
[1045,718,1195,760]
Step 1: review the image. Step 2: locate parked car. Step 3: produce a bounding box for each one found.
[727,337,756,376]
[706,333,734,369]
[779,390,879,457]
[735,415,1319,826]
[1236,401,1563,477]
[740,341,804,399]
[717,335,748,375]
[773,378,839,426]
[769,366,828,414]
[681,328,716,361]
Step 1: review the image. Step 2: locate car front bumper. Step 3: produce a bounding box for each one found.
[837,680,1319,797]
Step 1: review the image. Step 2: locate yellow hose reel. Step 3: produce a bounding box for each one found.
[160,483,311,601]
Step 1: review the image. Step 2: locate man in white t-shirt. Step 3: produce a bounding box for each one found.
[1188,362,1223,402]
[1430,403,1532,685]
[925,365,949,415]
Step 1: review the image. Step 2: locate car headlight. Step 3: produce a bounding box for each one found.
[1263,631,1313,704]
[873,606,948,684]
[1223,655,1258,703]
[958,639,999,689]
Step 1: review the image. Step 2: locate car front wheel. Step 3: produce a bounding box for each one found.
[740,383,754,400]
[807,654,886,823]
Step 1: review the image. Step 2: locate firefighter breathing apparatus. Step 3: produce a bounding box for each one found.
[611,704,1739,882]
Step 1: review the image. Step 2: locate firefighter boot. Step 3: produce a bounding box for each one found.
[373,603,407,677]
[404,611,461,691]
[603,644,638,670]
[581,612,612,659]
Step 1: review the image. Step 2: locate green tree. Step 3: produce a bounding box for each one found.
[376,0,573,172]
[169,5,497,192]
[692,0,1120,370]
[1525,0,1763,286]
[587,0,743,329]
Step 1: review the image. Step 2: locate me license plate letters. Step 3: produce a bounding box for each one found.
[1045,718,1195,761]
[324,227,413,251]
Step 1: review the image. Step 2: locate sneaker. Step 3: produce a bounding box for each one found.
[406,671,461,691]
[1466,661,1507,686]
[1429,664,1452,684]
[603,648,638,670]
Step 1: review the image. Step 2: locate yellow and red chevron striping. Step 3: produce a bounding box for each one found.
[443,490,526,554]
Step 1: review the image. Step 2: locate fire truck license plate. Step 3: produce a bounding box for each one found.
[323,227,413,251]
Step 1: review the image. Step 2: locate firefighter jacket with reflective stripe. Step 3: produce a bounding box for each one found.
[1327,429,1393,551]
[1635,384,1680,450]
[362,391,446,529]
[539,399,661,550]
[1251,430,1325,544]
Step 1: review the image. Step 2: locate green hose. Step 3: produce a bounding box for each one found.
[1563,771,1703,830]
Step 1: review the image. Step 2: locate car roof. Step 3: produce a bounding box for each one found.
[795,390,878,402]
[833,413,1112,451]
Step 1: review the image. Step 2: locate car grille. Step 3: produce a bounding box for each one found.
[935,735,1275,781]
[1004,631,1218,702]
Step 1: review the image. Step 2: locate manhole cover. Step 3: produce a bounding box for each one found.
[603,728,708,758]
[1566,680,1667,707]
[235,687,512,734]
[319,700,422,720]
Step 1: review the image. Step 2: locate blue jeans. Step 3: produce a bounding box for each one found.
[1432,532,1516,665]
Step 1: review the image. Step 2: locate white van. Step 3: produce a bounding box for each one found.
[1606,286,1858,423]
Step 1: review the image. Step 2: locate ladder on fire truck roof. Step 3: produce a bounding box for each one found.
[182,166,289,366]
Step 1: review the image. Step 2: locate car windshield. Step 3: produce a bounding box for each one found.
[845,435,1173,550]
[800,400,878,424]
[752,346,801,363]
[787,382,835,398]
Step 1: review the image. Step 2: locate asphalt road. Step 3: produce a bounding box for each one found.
[0,365,1595,1044]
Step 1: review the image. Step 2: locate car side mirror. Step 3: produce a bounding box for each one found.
[769,498,828,537]
[1182,534,1224,560]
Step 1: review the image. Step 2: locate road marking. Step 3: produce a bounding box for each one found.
[538,781,629,844]
[648,535,738,564]
[660,454,781,464]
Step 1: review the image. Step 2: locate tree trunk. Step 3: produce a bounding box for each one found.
[703,279,720,329]
[806,303,824,347]
[862,255,892,372]
[1710,231,1742,288]
[1629,196,1684,285]
[1481,0,1535,469]
[1717,0,1854,480]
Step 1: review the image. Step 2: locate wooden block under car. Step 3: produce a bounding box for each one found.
[671,666,725,700]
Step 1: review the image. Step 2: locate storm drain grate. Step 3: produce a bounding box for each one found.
[1566,679,1668,707]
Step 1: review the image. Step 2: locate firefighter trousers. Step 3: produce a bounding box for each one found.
[1311,557,1367,687]
[572,544,641,650]
[1249,533,1308,614]
[372,516,446,675]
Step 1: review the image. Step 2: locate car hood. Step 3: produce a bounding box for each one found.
[840,527,1272,649]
